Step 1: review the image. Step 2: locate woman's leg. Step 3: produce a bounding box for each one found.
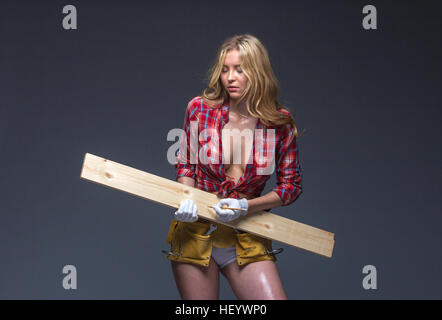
[171,259,220,300]
[220,260,287,300]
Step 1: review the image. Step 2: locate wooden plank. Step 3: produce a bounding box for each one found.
[80,153,335,258]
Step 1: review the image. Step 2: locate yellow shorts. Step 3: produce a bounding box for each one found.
[163,219,279,268]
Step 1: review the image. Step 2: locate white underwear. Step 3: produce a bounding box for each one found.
[211,245,237,269]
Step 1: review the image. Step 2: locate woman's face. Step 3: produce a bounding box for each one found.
[220,49,248,102]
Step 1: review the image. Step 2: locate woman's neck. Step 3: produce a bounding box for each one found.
[229,98,249,118]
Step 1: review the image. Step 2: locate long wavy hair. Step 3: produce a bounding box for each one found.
[201,34,299,137]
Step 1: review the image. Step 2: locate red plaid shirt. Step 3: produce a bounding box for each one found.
[175,96,303,206]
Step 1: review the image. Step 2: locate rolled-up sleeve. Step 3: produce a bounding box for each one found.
[175,97,200,180]
[272,123,303,206]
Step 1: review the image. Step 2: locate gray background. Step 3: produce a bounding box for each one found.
[0,0,441,299]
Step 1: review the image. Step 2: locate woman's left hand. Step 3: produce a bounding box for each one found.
[213,198,249,222]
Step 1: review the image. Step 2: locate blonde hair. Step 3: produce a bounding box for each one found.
[201,34,299,137]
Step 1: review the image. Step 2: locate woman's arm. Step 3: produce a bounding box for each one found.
[247,123,303,215]
[271,123,303,207]
[175,98,200,181]
[247,191,283,214]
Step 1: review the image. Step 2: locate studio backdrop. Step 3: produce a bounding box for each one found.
[0,0,441,299]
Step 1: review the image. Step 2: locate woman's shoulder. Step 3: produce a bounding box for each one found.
[185,96,222,116]
[186,96,202,110]
[186,95,215,109]
[183,96,202,120]
[274,107,296,140]
[277,106,293,118]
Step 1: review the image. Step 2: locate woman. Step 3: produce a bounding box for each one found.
[164,34,303,300]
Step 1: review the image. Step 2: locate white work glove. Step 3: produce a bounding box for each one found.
[213,198,249,222]
[174,199,198,222]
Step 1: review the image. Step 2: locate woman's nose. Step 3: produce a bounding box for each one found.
[228,71,235,81]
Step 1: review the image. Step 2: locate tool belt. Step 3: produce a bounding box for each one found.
[163,219,283,268]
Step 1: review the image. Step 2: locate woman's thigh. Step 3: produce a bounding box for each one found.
[221,260,287,300]
[171,259,220,300]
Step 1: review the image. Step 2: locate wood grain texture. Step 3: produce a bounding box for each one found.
[80,153,335,258]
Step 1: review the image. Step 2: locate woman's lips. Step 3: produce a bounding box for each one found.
[228,87,239,92]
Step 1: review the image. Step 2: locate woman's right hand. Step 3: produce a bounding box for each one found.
[174,199,198,222]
